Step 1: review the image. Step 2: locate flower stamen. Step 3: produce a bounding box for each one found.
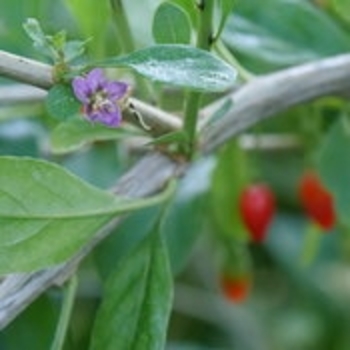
[72,68,129,128]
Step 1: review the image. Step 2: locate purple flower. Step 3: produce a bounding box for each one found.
[72,68,129,127]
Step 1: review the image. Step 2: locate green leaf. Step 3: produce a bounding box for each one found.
[95,44,237,92]
[23,18,56,60]
[318,119,350,225]
[94,206,161,280]
[0,157,171,274]
[46,84,81,122]
[223,0,350,73]
[95,160,212,278]
[49,30,67,52]
[63,39,89,63]
[23,18,87,64]
[0,296,58,350]
[210,140,250,241]
[90,230,173,350]
[50,117,140,154]
[152,2,191,44]
[23,18,48,47]
[169,0,198,26]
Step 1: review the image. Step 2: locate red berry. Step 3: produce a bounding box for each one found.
[298,171,335,230]
[221,276,251,303]
[239,184,276,243]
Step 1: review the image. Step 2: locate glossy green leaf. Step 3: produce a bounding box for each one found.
[153,2,191,44]
[318,119,350,225]
[0,157,170,274]
[50,117,139,154]
[210,140,249,241]
[46,84,81,122]
[95,45,237,92]
[223,0,350,73]
[169,0,198,26]
[90,230,173,350]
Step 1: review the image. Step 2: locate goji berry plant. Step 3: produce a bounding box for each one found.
[1,0,350,349]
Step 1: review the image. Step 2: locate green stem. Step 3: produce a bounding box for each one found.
[196,0,214,50]
[183,92,201,155]
[214,40,254,82]
[110,0,154,100]
[110,0,136,53]
[299,222,322,267]
[182,0,214,157]
[50,275,78,350]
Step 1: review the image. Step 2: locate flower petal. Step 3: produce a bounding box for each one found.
[72,76,91,103]
[85,68,107,92]
[85,103,122,127]
[99,108,122,127]
[106,81,129,100]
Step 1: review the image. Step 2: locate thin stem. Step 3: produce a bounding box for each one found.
[299,223,322,267]
[50,275,78,350]
[182,0,214,157]
[196,0,214,50]
[214,40,254,82]
[110,0,136,53]
[110,0,154,100]
[182,92,201,155]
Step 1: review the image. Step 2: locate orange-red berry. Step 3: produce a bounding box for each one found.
[239,184,276,243]
[221,276,251,303]
[298,171,335,230]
